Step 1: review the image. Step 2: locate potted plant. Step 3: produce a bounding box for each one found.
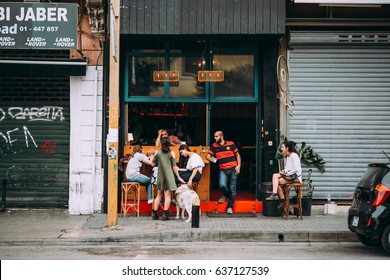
[275,133,326,216]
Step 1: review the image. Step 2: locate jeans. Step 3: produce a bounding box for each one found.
[219,168,237,209]
[127,173,152,201]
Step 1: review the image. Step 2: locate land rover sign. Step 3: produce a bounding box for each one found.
[0,3,77,49]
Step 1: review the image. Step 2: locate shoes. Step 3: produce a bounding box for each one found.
[266,194,279,200]
[227,208,233,214]
[218,196,227,203]
[148,199,153,204]
[152,210,159,220]
[162,210,170,221]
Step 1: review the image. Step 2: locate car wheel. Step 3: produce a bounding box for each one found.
[356,233,381,247]
[381,224,390,255]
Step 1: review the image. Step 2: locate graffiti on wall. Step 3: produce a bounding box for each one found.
[0,106,65,188]
[0,106,64,155]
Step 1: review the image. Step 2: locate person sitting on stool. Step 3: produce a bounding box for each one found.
[266,140,302,204]
[175,144,205,187]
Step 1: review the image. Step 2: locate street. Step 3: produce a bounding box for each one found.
[0,242,388,260]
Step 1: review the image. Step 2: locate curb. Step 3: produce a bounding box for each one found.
[0,230,357,245]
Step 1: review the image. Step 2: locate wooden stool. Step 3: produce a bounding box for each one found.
[121,182,141,218]
[283,182,303,220]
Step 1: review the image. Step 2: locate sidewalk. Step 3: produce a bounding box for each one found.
[0,206,357,245]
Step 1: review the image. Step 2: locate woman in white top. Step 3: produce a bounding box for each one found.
[176,144,205,186]
[125,145,154,204]
[266,140,302,201]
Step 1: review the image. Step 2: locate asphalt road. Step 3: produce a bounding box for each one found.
[1,242,388,260]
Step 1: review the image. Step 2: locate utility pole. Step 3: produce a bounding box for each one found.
[107,0,120,226]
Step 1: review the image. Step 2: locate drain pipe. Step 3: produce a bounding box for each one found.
[91,67,99,213]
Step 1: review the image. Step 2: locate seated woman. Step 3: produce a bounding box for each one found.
[176,144,205,187]
[125,144,154,204]
[266,140,302,202]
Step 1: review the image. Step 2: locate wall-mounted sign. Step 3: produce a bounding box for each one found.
[0,3,77,49]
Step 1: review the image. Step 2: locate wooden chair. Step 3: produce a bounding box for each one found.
[121,182,141,218]
[282,182,303,220]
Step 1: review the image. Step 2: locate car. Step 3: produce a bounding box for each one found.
[348,155,390,255]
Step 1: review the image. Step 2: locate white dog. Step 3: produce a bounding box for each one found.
[174,184,201,223]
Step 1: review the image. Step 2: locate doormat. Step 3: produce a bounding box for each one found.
[206,212,257,218]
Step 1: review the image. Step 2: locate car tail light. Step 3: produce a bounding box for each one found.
[373,183,390,206]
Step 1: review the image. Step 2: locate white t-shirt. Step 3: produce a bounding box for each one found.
[186,153,205,172]
[125,152,148,178]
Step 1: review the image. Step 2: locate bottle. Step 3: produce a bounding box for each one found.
[327,194,331,204]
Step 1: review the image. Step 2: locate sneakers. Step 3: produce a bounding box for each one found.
[218,196,227,203]
[266,193,279,200]
[227,208,233,214]
[147,199,153,204]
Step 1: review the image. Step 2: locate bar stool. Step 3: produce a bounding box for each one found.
[121,182,141,218]
[283,182,303,220]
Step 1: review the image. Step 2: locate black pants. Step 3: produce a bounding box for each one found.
[175,170,201,184]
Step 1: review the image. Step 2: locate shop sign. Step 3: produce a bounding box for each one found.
[0,2,77,49]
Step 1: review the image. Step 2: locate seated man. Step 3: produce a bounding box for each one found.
[125,145,155,204]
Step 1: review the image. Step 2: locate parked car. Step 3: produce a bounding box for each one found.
[348,156,390,255]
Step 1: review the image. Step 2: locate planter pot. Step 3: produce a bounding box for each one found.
[262,192,283,217]
[292,196,312,216]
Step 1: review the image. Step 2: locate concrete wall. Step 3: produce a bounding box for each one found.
[69,66,104,214]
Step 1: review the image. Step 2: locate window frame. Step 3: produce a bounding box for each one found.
[123,42,258,103]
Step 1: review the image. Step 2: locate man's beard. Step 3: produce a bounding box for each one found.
[216,139,222,144]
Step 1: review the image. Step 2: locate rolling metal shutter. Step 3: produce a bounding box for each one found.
[0,76,70,208]
[287,46,390,200]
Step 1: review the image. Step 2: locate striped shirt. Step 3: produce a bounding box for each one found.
[209,141,238,170]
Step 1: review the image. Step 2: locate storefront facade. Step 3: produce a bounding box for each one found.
[116,0,285,205]
[0,1,104,213]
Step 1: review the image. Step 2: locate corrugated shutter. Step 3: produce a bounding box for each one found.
[0,76,70,208]
[287,47,390,200]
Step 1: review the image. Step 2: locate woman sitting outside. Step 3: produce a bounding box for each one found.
[266,140,302,202]
[176,144,205,187]
[125,145,154,204]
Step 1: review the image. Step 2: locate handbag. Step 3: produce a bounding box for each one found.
[280,173,298,181]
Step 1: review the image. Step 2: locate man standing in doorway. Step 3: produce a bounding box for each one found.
[207,131,241,214]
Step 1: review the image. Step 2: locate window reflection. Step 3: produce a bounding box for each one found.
[213,55,254,98]
[128,56,165,97]
[169,57,206,98]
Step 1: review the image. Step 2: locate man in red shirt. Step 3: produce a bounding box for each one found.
[207,131,241,214]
